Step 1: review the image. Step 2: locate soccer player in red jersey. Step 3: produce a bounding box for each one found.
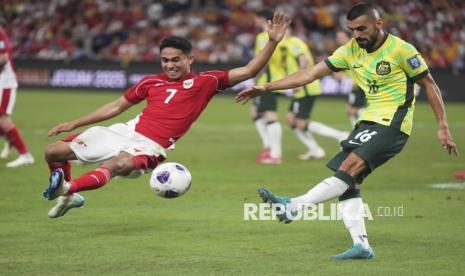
[0,26,35,167]
[42,13,290,218]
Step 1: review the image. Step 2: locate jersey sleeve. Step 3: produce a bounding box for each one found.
[201,70,231,91]
[397,43,429,81]
[325,45,350,72]
[124,77,151,103]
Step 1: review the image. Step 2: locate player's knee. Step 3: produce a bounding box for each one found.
[44,141,71,163]
[111,155,135,176]
[44,142,61,162]
[0,115,13,132]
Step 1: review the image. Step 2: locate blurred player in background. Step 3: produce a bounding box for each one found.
[0,25,34,168]
[334,30,367,127]
[284,23,349,161]
[236,3,457,260]
[41,14,290,218]
[251,9,287,164]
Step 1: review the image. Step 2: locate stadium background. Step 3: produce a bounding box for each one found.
[1,1,465,275]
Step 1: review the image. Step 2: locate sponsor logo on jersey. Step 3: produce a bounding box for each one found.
[375,60,391,75]
[407,55,421,70]
[0,41,5,49]
[183,79,194,89]
[348,140,362,145]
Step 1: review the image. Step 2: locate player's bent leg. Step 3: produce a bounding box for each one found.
[45,141,77,163]
[0,140,11,159]
[0,115,35,167]
[294,119,325,160]
[48,193,85,218]
[338,152,367,179]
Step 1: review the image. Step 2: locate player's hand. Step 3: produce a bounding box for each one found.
[48,121,78,137]
[266,13,291,43]
[438,127,458,156]
[234,85,266,104]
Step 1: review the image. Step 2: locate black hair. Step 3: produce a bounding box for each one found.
[160,36,192,55]
[347,3,379,21]
[256,9,274,21]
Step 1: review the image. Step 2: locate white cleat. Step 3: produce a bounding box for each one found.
[0,141,11,159]
[6,153,35,168]
[298,147,326,161]
[48,193,85,218]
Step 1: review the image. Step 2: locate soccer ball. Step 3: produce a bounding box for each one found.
[149,162,192,198]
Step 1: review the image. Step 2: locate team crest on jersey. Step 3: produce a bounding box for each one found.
[183,79,194,89]
[407,55,421,70]
[376,60,391,75]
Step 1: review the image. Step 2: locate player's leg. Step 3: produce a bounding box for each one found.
[331,184,374,260]
[45,140,77,181]
[288,96,325,160]
[257,92,281,164]
[251,102,270,161]
[0,88,34,167]
[0,139,11,159]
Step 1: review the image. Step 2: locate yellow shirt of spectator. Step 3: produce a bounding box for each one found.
[325,33,429,135]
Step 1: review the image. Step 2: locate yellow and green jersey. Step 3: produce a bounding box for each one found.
[255,32,287,90]
[282,36,321,99]
[325,33,429,135]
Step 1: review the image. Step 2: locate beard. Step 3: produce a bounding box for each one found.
[356,29,379,51]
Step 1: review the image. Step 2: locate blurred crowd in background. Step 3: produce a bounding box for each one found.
[1,0,464,73]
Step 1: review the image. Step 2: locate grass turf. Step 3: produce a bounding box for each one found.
[0,90,464,275]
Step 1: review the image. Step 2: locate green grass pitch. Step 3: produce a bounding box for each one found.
[0,90,464,275]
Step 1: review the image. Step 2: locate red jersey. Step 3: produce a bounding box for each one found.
[0,27,17,88]
[124,71,230,148]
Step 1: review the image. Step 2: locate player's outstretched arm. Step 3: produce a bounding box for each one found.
[235,60,331,104]
[416,73,458,155]
[48,96,134,137]
[228,13,290,86]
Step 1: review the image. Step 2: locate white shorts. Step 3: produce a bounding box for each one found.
[69,123,166,165]
[0,88,16,115]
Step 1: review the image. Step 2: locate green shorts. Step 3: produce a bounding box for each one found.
[327,121,409,183]
[348,87,367,108]
[254,92,278,112]
[288,95,316,119]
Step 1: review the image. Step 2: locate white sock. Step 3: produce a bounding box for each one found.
[340,197,370,249]
[267,121,282,158]
[254,117,269,149]
[349,115,357,128]
[293,128,320,151]
[289,176,349,211]
[308,121,346,141]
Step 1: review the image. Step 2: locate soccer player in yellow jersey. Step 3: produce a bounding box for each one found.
[252,9,287,164]
[283,27,348,161]
[236,3,457,260]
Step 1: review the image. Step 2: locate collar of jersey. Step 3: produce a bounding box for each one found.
[366,32,389,54]
[160,71,197,82]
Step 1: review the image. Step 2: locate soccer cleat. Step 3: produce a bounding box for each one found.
[48,193,85,218]
[43,168,67,200]
[256,147,271,163]
[6,153,35,167]
[258,187,293,223]
[257,156,282,164]
[453,171,465,179]
[0,141,11,159]
[298,147,325,161]
[331,244,375,260]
